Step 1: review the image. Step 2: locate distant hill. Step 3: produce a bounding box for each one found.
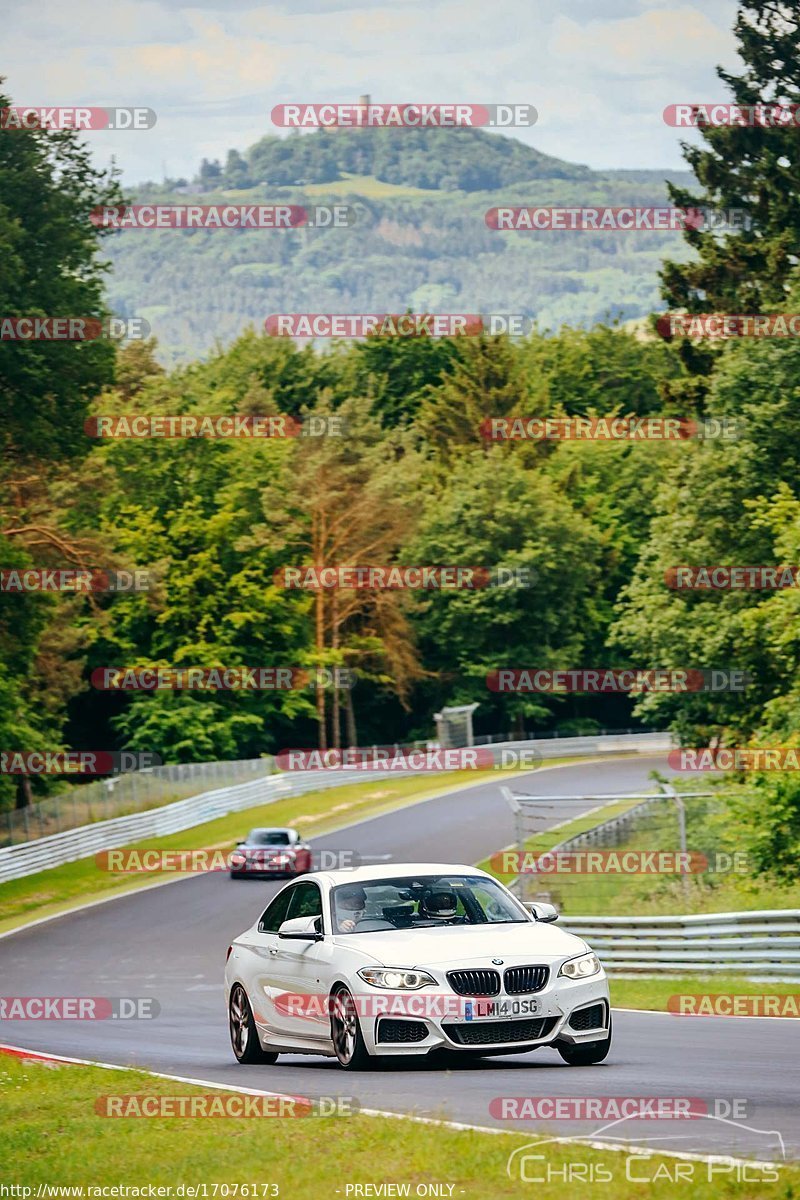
[108,127,695,363]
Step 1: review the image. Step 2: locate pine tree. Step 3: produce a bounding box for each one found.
[661,2,800,316]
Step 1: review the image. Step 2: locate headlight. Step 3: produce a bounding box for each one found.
[357,968,436,990]
[559,952,600,979]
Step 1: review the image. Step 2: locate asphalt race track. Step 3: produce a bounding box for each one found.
[1,756,796,1162]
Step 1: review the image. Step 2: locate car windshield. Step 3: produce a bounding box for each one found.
[330,874,528,933]
[248,830,291,846]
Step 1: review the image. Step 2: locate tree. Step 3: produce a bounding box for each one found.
[0,77,123,807]
[251,392,424,749]
[662,2,800,316]
[404,448,603,735]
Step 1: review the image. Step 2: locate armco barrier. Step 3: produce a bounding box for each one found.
[561,910,800,978]
[0,768,394,885]
[0,733,671,885]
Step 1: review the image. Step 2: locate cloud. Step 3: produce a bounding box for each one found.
[1,0,740,181]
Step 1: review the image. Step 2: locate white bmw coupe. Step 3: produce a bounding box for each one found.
[225,863,611,1070]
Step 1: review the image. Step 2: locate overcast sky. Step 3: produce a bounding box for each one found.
[4,0,741,184]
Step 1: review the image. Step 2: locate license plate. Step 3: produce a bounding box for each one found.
[464,997,540,1021]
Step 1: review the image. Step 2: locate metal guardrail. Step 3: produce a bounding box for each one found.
[493,731,672,761]
[474,727,655,744]
[561,910,800,978]
[0,757,272,848]
[0,733,672,885]
[0,767,404,885]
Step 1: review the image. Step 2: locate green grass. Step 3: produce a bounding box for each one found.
[1,1054,795,1193]
[610,974,800,1013]
[294,172,436,198]
[0,759,578,935]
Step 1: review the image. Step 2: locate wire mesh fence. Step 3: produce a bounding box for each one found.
[496,786,741,916]
[0,757,273,847]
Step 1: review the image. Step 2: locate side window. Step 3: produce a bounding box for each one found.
[286,882,323,922]
[259,887,294,933]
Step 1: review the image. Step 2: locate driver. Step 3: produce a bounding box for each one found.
[417,884,459,922]
[335,885,367,932]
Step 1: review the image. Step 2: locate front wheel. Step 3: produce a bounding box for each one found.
[229,983,279,1064]
[330,986,372,1070]
[556,1019,612,1066]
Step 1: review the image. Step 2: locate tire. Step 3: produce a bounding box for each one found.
[556,1018,612,1066]
[330,986,372,1070]
[229,983,279,1064]
[230,871,243,880]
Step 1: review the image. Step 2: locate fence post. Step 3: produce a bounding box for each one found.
[661,783,689,904]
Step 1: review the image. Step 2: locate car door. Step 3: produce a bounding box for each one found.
[244,885,295,1042]
[268,880,331,1043]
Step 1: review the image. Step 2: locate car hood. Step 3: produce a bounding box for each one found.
[335,922,586,966]
[241,844,293,851]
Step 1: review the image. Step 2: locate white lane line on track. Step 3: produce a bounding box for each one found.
[0,754,645,942]
[0,1041,786,1169]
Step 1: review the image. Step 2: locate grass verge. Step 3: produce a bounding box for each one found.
[610,974,800,1013]
[0,1053,794,1194]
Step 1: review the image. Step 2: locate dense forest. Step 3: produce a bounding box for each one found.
[2,0,800,876]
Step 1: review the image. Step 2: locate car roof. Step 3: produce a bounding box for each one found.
[312,863,493,887]
[249,826,295,833]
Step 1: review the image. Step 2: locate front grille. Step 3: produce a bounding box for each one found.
[447,969,501,996]
[569,1003,607,1032]
[377,1019,429,1044]
[443,1017,559,1046]
[504,965,549,994]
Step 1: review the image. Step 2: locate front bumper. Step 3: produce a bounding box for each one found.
[359,972,610,1056]
[230,856,305,876]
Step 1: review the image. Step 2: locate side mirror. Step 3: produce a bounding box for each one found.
[525,901,559,923]
[278,915,323,941]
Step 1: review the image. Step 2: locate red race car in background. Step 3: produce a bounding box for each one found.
[229,827,313,879]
